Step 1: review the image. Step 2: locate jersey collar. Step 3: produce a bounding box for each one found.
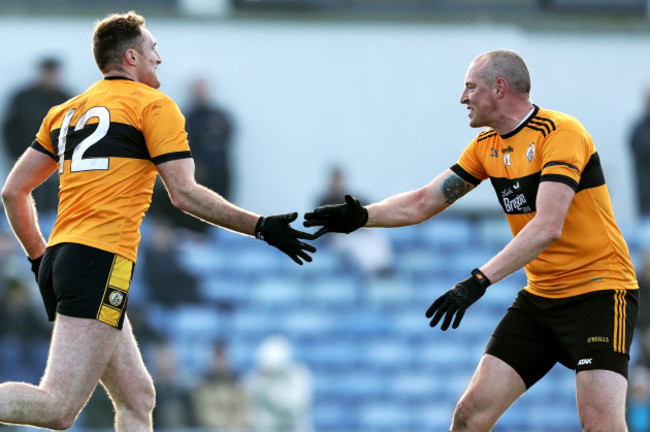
[104,76,134,82]
[500,105,539,139]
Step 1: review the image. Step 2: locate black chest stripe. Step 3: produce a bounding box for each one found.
[48,122,150,161]
[489,171,541,215]
[576,152,605,192]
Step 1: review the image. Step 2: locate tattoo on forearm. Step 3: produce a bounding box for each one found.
[441,174,470,204]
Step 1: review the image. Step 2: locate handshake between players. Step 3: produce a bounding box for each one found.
[301,194,487,331]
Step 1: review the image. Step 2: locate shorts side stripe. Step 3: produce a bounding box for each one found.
[614,290,619,352]
[614,290,626,353]
[619,290,627,354]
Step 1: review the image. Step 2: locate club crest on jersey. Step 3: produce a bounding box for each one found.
[526,143,535,162]
[109,291,124,307]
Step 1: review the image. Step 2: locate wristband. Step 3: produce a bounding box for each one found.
[471,268,491,290]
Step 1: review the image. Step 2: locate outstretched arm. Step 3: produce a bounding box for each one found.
[304,168,476,237]
[156,157,315,264]
[157,157,259,234]
[366,168,475,228]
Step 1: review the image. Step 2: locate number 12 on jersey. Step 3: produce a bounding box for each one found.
[58,107,110,173]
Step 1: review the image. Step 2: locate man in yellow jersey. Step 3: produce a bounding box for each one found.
[304,49,638,431]
[0,11,315,431]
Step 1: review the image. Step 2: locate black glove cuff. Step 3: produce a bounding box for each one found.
[254,216,265,240]
[360,207,369,228]
[471,268,491,290]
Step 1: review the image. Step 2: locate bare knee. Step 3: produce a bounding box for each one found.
[580,407,626,432]
[37,397,83,430]
[451,396,497,432]
[112,374,156,416]
[45,414,78,431]
[452,397,479,431]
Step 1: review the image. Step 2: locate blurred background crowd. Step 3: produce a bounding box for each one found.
[2,0,650,431]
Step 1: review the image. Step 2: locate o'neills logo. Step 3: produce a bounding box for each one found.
[587,336,609,343]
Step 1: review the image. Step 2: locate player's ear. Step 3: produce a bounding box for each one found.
[494,77,508,99]
[124,48,137,66]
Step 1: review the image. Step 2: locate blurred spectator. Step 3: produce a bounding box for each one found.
[630,85,650,221]
[141,219,200,306]
[0,278,50,383]
[186,77,235,201]
[314,165,394,279]
[2,57,72,216]
[629,328,650,431]
[151,341,197,428]
[149,77,235,238]
[0,230,50,383]
[244,335,313,432]
[194,340,249,429]
[628,254,650,430]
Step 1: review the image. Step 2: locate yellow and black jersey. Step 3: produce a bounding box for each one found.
[32,77,191,262]
[451,106,637,298]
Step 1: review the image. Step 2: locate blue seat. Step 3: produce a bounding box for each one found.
[394,248,446,279]
[358,400,411,431]
[199,275,251,305]
[298,339,360,370]
[168,305,222,341]
[250,276,303,308]
[306,275,359,308]
[419,217,475,251]
[230,306,283,338]
[389,370,440,401]
[361,338,413,371]
[280,308,337,338]
[364,275,414,305]
[312,398,357,431]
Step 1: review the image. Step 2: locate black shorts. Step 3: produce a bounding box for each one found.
[485,288,639,389]
[38,243,134,330]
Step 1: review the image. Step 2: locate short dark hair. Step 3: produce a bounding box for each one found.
[478,49,531,95]
[92,11,146,73]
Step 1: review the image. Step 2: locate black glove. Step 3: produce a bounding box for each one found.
[303,194,368,239]
[28,255,43,284]
[255,213,317,265]
[426,268,491,331]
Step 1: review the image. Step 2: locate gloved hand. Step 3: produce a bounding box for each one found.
[426,268,491,330]
[28,255,43,284]
[303,194,368,239]
[255,213,317,265]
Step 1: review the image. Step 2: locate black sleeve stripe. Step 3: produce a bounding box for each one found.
[540,173,578,191]
[152,151,193,165]
[30,140,57,161]
[525,124,548,138]
[450,164,481,187]
[477,131,498,142]
[532,115,556,131]
[543,161,580,172]
[528,119,552,136]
